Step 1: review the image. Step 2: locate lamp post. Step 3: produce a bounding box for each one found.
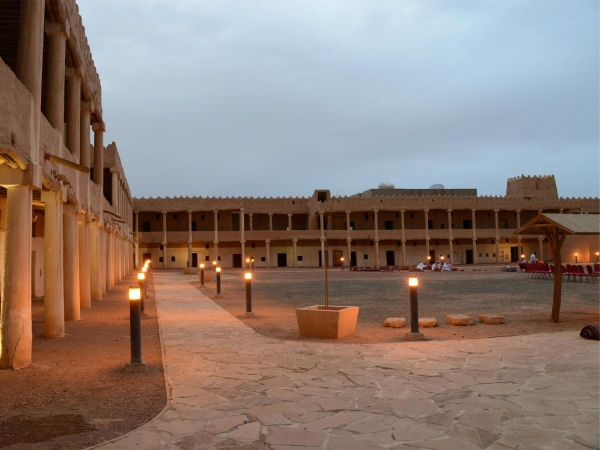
[405,276,424,341]
[126,286,146,372]
[138,272,145,314]
[440,255,444,266]
[215,267,222,298]
[341,257,344,270]
[199,263,205,287]
[244,272,254,317]
[427,255,431,266]
[575,253,578,264]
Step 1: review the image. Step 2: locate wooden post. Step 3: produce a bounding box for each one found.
[548,227,567,323]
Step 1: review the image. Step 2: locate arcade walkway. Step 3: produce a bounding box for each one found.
[95,272,599,450]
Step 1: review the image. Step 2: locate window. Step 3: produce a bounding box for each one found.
[142,222,151,232]
[440,223,445,229]
[428,220,433,229]
[261,257,266,262]
[395,213,399,218]
[201,214,205,220]
[218,256,221,261]
[479,253,482,257]
[159,257,163,262]
[413,241,417,246]
[171,256,175,261]
[384,221,393,230]
[463,220,472,229]
[205,244,209,249]
[173,214,177,219]
[370,241,373,246]
[317,191,327,202]
[298,256,303,261]
[486,253,489,257]
[160,244,163,250]
[364,254,369,259]
[397,241,401,247]
[350,221,355,230]
[352,241,356,246]
[493,253,496,257]
[487,212,491,217]
[452,224,455,229]
[192,221,197,231]
[251,242,256,248]
[410,213,414,219]
[155,214,160,220]
[364,213,369,220]
[205,256,209,261]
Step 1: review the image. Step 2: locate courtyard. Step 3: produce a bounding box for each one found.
[96,271,599,450]
[199,267,600,343]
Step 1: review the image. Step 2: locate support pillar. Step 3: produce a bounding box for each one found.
[63,204,80,320]
[90,221,102,301]
[92,122,105,186]
[269,213,273,231]
[65,68,81,158]
[447,209,453,265]
[288,214,292,231]
[516,209,522,259]
[494,209,500,264]
[293,238,297,268]
[44,20,69,131]
[80,102,93,170]
[162,211,167,269]
[472,209,478,265]
[424,209,429,264]
[79,214,91,309]
[187,210,193,268]
[134,210,139,269]
[108,228,115,289]
[374,210,379,268]
[249,213,253,231]
[400,210,406,266]
[0,186,33,369]
[42,190,65,337]
[319,211,325,268]
[539,237,545,260]
[265,239,270,268]
[240,208,245,264]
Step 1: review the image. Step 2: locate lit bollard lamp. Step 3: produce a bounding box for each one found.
[246,257,250,270]
[251,257,254,272]
[244,272,255,317]
[199,263,205,287]
[137,272,146,314]
[215,267,222,298]
[341,256,345,270]
[125,285,146,372]
[141,266,148,298]
[405,276,425,341]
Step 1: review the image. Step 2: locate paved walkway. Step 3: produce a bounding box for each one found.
[97,272,599,450]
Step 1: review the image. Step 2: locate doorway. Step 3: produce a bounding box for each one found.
[350,251,357,268]
[386,250,395,266]
[429,250,436,262]
[233,254,242,268]
[510,246,519,262]
[143,252,152,264]
[332,250,343,266]
[277,253,287,267]
[191,253,198,268]
[466,249,474,264]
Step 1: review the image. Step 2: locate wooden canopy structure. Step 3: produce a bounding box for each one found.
[514,214,600,323]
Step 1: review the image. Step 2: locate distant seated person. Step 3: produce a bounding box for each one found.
[530,252,537,263]
[431,261,442,271]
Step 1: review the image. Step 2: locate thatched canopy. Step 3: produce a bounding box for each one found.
[514,213,599,323]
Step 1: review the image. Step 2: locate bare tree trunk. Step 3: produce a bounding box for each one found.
[550,228,564,323]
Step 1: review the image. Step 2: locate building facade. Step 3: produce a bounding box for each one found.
[133,176,599,271]
[0,0,134,369]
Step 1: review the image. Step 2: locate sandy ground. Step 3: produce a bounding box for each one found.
[195,266,600,344]
[0,273,166,450]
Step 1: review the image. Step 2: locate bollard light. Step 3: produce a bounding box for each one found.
[251,257,254,271]
[596,251,599,262]
[213,261,217,271]
[521,254,525,259]
[341,257,345,271]
[575,253,578,264]
[427,255,431,265]
[138,272,146,313]
[126,286,146,372]
[246,257,250,270]
[405,276,424,341]
[199,263,205,287]
[245,272,254,317]
[215,267,222,297]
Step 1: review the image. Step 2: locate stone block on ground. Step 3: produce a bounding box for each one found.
[446,314,474,326]
[384,317,406,328]
[478,314,505,324]
[419,317,437,328]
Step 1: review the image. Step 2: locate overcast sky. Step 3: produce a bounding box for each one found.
[78,0,599,199]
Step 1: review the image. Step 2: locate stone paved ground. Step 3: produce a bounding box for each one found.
[94,272,599,450]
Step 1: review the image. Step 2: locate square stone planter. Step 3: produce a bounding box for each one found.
[296,305,359,339]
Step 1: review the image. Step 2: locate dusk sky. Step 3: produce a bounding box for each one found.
[78,0,599,199]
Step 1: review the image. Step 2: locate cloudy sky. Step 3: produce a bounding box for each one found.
[78,0,599,199]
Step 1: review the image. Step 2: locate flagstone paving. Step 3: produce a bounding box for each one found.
[95,272,599,450]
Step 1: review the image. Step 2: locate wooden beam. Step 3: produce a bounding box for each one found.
[44,154,90,173]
